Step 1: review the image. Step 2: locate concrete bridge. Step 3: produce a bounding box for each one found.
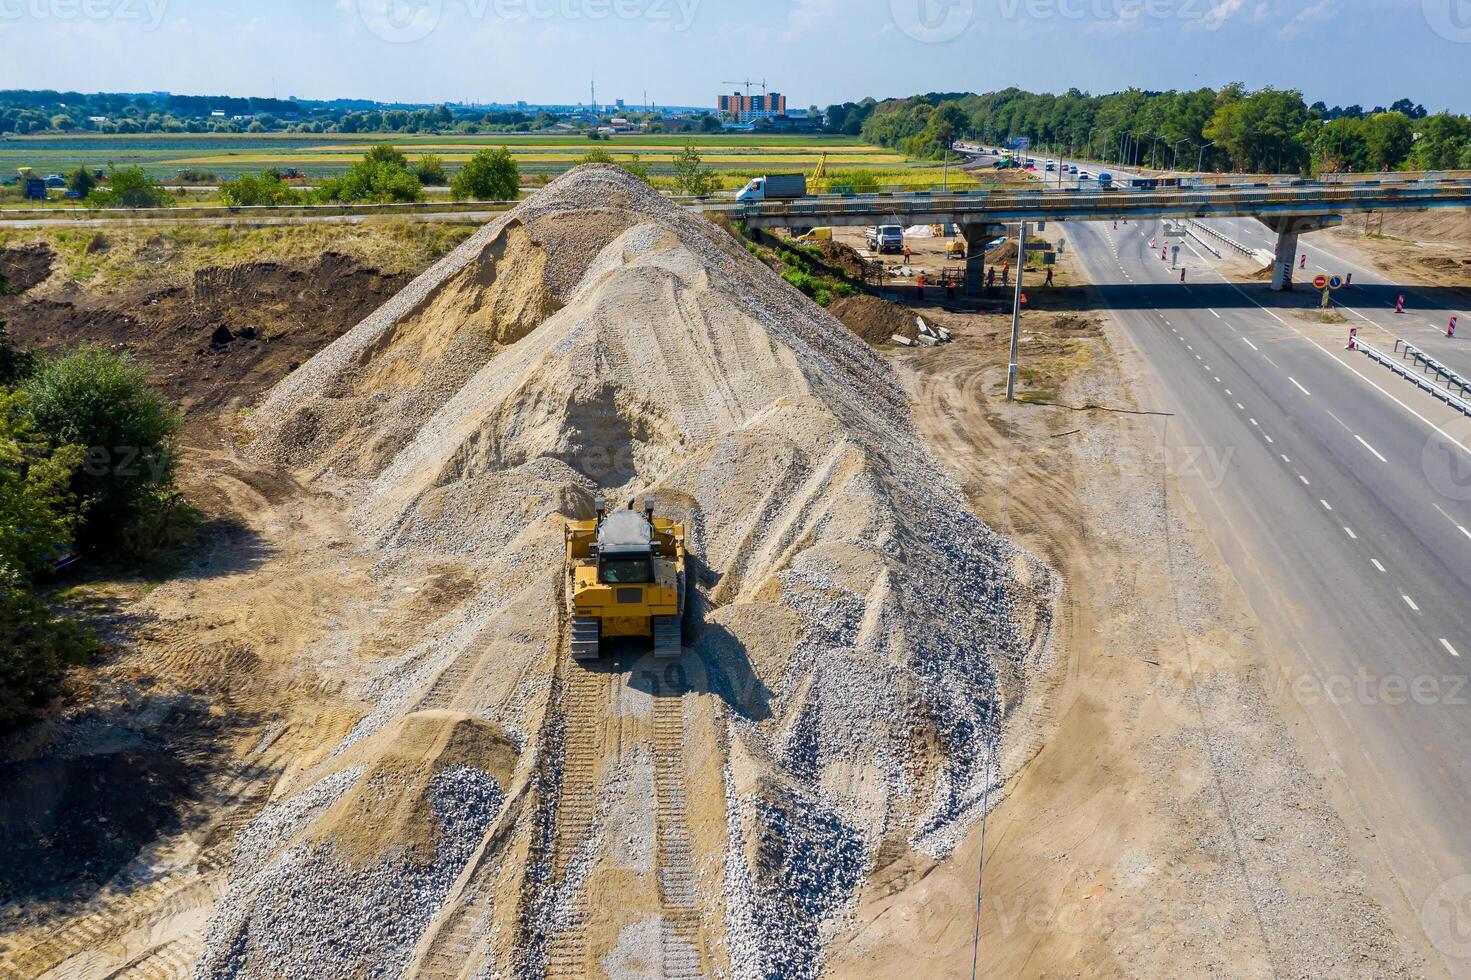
[720,175,1471,295]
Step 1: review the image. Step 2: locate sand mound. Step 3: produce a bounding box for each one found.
[228,166,1053,977]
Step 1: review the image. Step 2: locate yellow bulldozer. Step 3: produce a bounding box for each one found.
[565,496,686,661]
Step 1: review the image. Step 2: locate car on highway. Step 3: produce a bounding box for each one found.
[1078,171,1092,180]
[1069,165,1079,174]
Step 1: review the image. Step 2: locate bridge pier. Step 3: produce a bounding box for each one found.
[1270,230,1300,291]
[1258,215,1343,291]
[962,222,1006,297]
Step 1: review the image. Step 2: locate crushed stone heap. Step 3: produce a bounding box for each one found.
[217,165,1054,979]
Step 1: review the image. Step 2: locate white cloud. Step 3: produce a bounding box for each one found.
[1278,0,1335,38]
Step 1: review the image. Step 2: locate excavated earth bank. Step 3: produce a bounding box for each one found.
[205,165,1054,978]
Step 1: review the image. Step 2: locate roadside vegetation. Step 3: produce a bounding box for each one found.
[844,86,1455,174]
[0,326,190,728]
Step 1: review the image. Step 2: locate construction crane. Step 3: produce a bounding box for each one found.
[721,77,768,100]
[810,151,828,185]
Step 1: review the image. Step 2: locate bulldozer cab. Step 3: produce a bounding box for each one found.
[596,510,655,584]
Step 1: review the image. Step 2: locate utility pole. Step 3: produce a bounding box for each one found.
[1007,220,1027,403]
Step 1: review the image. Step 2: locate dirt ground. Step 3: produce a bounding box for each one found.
[1327,207,1471,294]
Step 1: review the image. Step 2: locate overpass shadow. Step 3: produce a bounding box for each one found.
[1035,280,1471,315]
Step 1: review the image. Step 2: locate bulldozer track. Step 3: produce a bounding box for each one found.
[543,665,607,979]
[0,727,288,980]
[652,691,705,980]
[105,936,201,980]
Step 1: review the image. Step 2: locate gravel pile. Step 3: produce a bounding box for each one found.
[217,166,1051,977]
[195,766,505,979]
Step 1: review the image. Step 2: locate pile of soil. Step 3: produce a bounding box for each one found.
[0,252,409,434]
[827,294,919,344]
[0,244,54,295]
[811,239,867,279]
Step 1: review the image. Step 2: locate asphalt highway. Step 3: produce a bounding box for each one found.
[1065,213,1471,975]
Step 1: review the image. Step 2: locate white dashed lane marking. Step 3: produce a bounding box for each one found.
[1442,639,1461,658]
[1355,435,1388,463]
[1403,595,1420,612]
[1289,377,1311,396]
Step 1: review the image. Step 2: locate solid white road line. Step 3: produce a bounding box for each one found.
[1355,435,1389,463]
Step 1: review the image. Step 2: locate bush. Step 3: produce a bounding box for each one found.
[66,166,96,197]
[0,322,37,384]
[0,583,100,729]
[314,159,424,204]
[0,388,83,582]
[577,149,651,183]
[219,171,302,206]
[85,167,173,209]
[415,153,448,186]
[364,143,409,169]
[22,347,182,547]
[451,147,519,201]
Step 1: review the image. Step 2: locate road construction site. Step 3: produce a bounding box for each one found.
[0,164,1449,978]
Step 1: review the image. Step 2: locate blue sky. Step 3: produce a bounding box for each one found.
[1,0,1466,112]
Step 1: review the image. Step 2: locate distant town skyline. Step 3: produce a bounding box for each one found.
[1,0,1467,114]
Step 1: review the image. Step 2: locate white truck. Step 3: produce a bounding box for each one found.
[866,225,904,255]
[735,173,807,204]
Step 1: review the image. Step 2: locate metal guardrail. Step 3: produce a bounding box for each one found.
[1356,339,1471,416]
[1186,219,1251,257]
[1393,339,1471,401]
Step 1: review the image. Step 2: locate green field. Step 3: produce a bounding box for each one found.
[0,132,922,182]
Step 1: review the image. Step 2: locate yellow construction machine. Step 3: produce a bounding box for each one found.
[565,496,686,661]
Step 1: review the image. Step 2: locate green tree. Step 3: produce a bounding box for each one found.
[23,347,182,545]
[219,171,302,206]
[66,166,96,197]
[415,153,448,185]
[578,148,651,183]
[1362,113,1414,171]
[314,156,424,203]
[451,147,519,200]
[698,114,723,133]
[0,389,83,582]
[672,143,721,197]
[364,143,409,168]
[85,166,172,208]
[0,387,97,729]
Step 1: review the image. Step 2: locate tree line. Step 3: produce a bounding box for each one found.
[0,89,724,136]
[826,87,1460,174]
